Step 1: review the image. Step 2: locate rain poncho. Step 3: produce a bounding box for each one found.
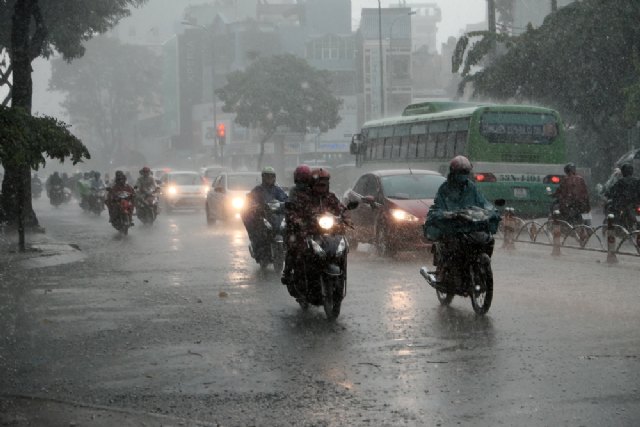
[424,175,500,241]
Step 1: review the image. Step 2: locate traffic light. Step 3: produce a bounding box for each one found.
[216,123,226,145]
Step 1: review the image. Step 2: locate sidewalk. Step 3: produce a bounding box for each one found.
[0,227,86,270]
[0,395,215,427]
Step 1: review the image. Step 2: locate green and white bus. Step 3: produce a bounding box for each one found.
[349,102,568,218]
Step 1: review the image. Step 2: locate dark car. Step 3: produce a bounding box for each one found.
[343,169,445,256]
[205,171,262,225]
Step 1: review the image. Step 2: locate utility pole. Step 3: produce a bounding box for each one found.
[378,0,385,118]
[487,0,496,34]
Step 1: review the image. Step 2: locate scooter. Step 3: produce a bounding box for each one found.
[286,201,358,320]
[136,188,160,225]
[108,190,134,235]
[420,206,501,315]
[249,200,286,272]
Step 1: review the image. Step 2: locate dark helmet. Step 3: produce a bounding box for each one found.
[564,162,576,175]
[115,170,126,183]
[311,168,330,194]
[293,164,312,184]
[620,163,634,178]
[140,166,151,176]
[449,155,473,175]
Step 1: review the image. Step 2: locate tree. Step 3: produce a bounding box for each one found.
[451,0,640,181]
[216,54,342,169]
[0,106,90,250]
[49,36,162,164]
[0,0,147,229]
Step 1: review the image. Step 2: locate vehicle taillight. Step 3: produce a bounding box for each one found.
[474,173,497,183]
[543,175,562,184]
[636,205,640,214]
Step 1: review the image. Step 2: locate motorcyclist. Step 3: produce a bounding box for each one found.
[242,166,288,263]
[134,166,158,208]
[90,171,105,191]
[281,164,313,284]
[551,162,591,224]
[77,172,92,209]
[106,170,135,225]
[46,172,64,198]
[424,155,500,279]
[604,163,640,221]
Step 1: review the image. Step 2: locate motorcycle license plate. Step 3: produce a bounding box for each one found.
[636,216,640,222]
[513,187,528,198]
[581,213,592,221]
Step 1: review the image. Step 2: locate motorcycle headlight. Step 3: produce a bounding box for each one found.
[391,209,419,222]
[231,197,245,210]
[201,186,209,196]
[318,215,335,230]
[167,186,177,195]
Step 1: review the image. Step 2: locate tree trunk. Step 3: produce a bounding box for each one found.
[5,0,41,251]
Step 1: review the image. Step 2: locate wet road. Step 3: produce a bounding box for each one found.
[1,198,639,426]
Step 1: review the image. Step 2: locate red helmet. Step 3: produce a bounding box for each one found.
[294,164,312,184]
[449,155,472,174]
[311,168,330,194]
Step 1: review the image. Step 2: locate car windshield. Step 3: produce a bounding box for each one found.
[169,174,201,186]
[227,174,261,191]
[380,174,445,200]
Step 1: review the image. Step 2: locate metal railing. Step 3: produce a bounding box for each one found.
[498,209,640,261]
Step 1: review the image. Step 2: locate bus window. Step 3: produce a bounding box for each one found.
[417,134,427,158]
[376,139,385,160]
[392,136,402,158]
[425,132,436,159]
[445,131,457,157]
[399,136,409,159]
[455,131,468,154]
[380,126,394,138]
[383,138,393,159]
[407,135,418,158]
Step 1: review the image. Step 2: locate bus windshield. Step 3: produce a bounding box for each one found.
[480,112,558,145]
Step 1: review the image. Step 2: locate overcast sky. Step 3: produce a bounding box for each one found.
[352,0,487,48]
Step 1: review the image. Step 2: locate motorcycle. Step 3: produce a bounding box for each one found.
[248,200,286,271]
[285,201,358,320]
[108,190,134,235]
[49,184,65,207]
[136,188,160,225]
[602,200,640,246]
[87,186,106,216]
[420,206,501,315]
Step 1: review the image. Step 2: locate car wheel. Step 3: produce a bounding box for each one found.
[375,220,396,257]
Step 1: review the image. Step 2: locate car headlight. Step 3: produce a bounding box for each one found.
[318,215,335,230]
[391,209,419,222]
[202,186,209,196]
[231,197,245,210]
[167,186,177,195]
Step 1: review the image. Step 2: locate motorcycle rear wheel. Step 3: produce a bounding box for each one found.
[470,254,493,315]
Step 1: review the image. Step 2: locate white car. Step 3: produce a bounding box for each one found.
[160,171,208,212]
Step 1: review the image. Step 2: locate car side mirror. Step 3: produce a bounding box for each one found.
[346,200,359,210]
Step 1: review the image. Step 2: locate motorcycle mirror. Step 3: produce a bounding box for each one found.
[346,200,359,210]
[494,199,506,207]
[362,195,376,205]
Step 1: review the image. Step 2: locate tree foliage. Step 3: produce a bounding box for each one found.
[49,36,162,159]
[216,54,342,168]
[0,106,90,168]
[452,0,640,180]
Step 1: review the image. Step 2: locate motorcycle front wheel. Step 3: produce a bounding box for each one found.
[272,242,284,273]
[436,289,454,306]
[470,254,493,315]
[321,275,343,321]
